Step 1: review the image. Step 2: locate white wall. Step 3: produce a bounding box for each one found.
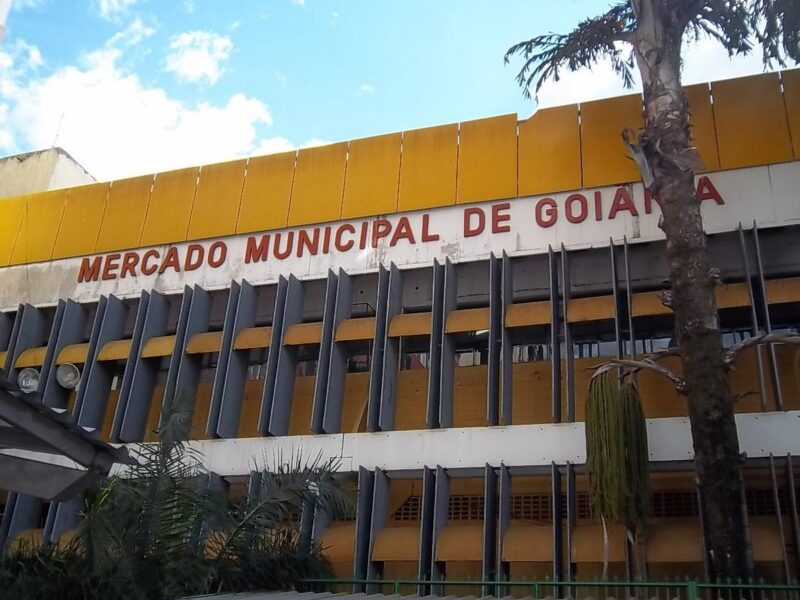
[0,148,94,199]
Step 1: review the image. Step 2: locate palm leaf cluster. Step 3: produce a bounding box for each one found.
[0,393,352,599]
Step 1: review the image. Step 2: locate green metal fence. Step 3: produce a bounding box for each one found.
[301,578,800,600]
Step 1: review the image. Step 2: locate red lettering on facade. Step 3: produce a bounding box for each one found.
[421,214,439,242]
[535,198,557,228]
[390,217,416,246]
[208,241,227,267]
[359,221,369,249]
[77,256,102,283]
[101,253,121,280]
[644,188,660,214]
[322,226,332,254]
[371,219,392,247]
[297,228,320,257]
[273,232,294,260]
[159,247,181,274]
[565,194,588,224]
[335,224,355,252]
[184,244,204,271]
[464,207,485,237]
[697,176,725,205]
[120,253,139,278]
[244,235,270,263]
[608,187,639,219]
[492,203,511,233]
[141,250,159,276]
[593,191,603,221]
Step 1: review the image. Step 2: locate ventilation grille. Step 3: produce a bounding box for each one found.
[391,488,793,522]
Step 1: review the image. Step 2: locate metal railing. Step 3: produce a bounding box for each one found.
[301,577,800,600]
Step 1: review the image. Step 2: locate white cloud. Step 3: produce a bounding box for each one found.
[107,18,154,48]
[534,36,774,110]
[301,138,332,148]
[94,0,139,22]
[274,70,287,87]
[165,30,233,85]
[357,83,375,97]
[12,0,45,11]
[291,0,305,5]
[183,1,194,14]
[0,41,290,180]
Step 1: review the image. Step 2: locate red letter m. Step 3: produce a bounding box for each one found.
[77,257,102,283]
[244,235,270,264]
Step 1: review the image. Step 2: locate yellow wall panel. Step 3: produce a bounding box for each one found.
[288,142,348,226]
[782,69,800,159]
[684,83,720,171]
[712,72,793,169]
[10,189,68,265]
[0,196,26,266]
[398,123,458,212]
[52,182,110,259]
[457,114,517,204]
[187,159,246,240]
[341,132,401,218]
[580,94,643,188]
[236,151,296,233]
[518,104,582,196]
[96,175,154,253]
[140,167,199,247]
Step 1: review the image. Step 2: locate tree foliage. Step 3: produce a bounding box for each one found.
[505,0,799,99]
[0,393,352,599]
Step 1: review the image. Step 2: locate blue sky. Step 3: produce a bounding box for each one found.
[0,0,783,180]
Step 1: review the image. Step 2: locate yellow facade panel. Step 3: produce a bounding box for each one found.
[518,104,582,196]
[445,307,490,333]
[187,159,246,241]
[288,142,348,226]
[715,282,750,309]
[52,183,110,259]
[141,335,176,358]
[284,322,323,345]
[631,291,671,317]
[139,167,200,247]
[712,72,793,169]
[95,175,153,253]
[0,196,26,266]
[505,301,551,327]
[397,123,458,212]
[372,527,420,562]
[186,331,222,355]
[684,83,720,171]
[236,151,296,234]
[10,189,68,265]
[766,276,800,305]
[15,346,47,368]
[335,317,376,342]
[387,312,432,337]
[580,94,643,188]
[502,525,552,562]
[97,339,132,361]
[456,114,517,204]
[341,133,402,219]
[233,326,272,350]
[566,295,615,323]
[782,69,800,159]
[435,525,483,561]
[56,343,90,365]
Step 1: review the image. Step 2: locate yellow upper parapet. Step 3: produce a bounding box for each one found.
[2,69,799,267]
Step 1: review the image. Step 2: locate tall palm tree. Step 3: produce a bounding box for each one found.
[506,0,798,580]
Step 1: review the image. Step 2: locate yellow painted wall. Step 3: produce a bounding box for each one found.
[288,143,348,226]
[397,123,458,212]
[341,132,402,218]
[2,69,799,265]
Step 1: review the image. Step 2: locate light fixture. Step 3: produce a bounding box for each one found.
[17,367,40,393]
[56,363,81,390]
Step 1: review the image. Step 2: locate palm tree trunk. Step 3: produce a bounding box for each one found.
[632,1,751,580]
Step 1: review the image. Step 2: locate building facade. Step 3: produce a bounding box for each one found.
[1,69,800,586]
